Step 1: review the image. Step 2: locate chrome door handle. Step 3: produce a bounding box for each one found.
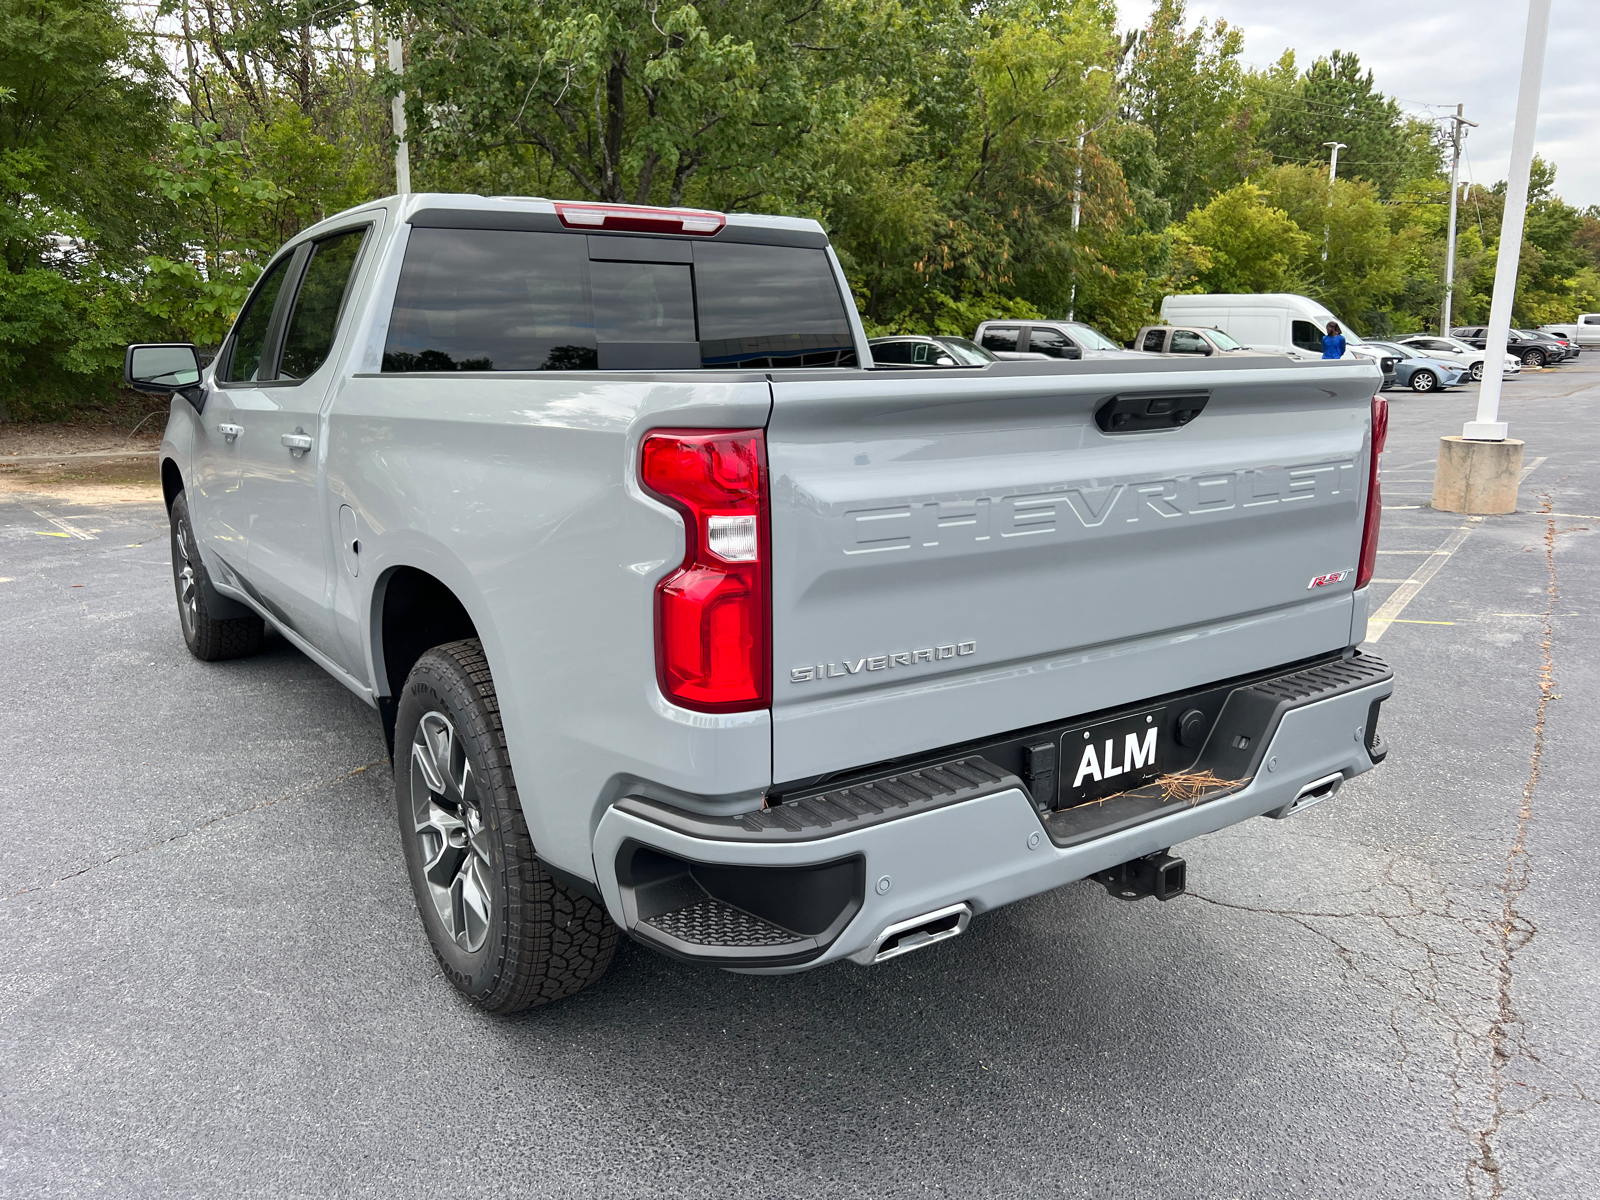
[282,431,314,458]
[218,423,243,442]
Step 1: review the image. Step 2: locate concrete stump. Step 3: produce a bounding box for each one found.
[1431,436,1525,514]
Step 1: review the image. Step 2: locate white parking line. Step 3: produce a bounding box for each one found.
[1366,518,1484,642]
[25,507,96,541]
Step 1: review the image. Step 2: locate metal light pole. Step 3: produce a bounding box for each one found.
[1465,0,1551,441]
[1441,105,1478,335]
[388,36,411,196]
[1321,142,1346,262]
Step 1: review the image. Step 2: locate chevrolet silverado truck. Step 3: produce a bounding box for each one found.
[126,195,1393,1013]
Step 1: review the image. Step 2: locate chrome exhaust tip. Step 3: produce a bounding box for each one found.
[1267,771,1345,819]
[868,903,972,964]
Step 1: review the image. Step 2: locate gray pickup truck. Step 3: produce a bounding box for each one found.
[127,194,1393,1013]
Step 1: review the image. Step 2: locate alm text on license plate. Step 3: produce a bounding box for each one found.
[1059,708,1166,808]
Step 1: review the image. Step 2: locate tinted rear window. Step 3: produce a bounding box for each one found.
[383,228,855,372]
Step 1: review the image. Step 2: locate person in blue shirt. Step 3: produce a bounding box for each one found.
[1322,321,1347,359]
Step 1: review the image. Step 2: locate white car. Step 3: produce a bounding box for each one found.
[1394,334,1519,382]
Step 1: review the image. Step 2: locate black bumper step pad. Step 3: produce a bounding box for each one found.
[616,756,1020,843]
[640,898,804,949]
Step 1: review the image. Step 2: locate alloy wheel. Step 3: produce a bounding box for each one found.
[409,711,493,952]
[1470,361,1484,381]
[173,514,199,637]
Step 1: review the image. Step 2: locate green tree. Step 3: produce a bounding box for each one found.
[0,0,169,415]
[1256,164,1411,328]
[1169,181,1310,295]
[1256,50,1440,197]
[1122,0,1255,222]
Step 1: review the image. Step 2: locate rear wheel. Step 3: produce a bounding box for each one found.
[1522,348,1546,367]
[169,492,264,661]
[1410,370,1438,393]
[396,639,618,1012]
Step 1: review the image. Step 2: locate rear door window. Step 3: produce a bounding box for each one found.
[980,326,1020,353]
[1140,329,1166,352]
[383,227,854,372]
[1028,328,1077,358]
[278,228,368,380]
[223,254,294,383]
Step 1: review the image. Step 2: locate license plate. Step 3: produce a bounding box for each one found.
[1059,708,1167,808]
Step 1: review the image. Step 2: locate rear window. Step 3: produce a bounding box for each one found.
[980,326,1020,352]
[382,228,856,372]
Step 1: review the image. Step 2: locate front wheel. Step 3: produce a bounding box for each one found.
[1411,370,1438,393]
[396,640,618,1013]
[1522,349,1546,367]
[169,492,264,661]
[1470,360,1484,381]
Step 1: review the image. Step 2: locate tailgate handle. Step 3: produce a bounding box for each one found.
[1095,390,1209,434]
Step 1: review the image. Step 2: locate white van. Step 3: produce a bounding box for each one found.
[1160,293,1364,360]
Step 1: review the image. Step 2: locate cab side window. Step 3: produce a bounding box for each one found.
[980,326,1020,353]
[1027,327,1076,358]
[872,341,911,364]
[222,254,293,383]
[1170,330,1209,355]
[278,228,368,381]
[1291,320,1324,354]
[1141,329,1166,352]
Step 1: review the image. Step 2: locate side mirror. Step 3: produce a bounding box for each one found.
[126,343,205,411]
[1064,345,1082,360]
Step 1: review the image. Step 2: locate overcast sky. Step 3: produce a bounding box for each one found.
[1117,0,1600,210]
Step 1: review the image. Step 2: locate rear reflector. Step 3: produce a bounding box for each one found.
[1355,396,1389,590]
[555,202,726,236]
[640,430,770,711]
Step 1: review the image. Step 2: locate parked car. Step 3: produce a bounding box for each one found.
[975,319,1134,360]
[125,194,1394,1013]
[1131,325,1279,357]
[1359,341,1468,392]
[1452,326,1572,367]
[869,335,997,368]
[1160,293,1369,361]
[1538,314,1600,349]
[1528,328,1579,359]
[1394,334,1520,382]
[1347,345,1401,391]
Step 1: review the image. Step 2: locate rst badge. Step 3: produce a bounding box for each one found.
[1307,569,1353,589]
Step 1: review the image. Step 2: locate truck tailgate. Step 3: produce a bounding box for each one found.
[766,359,1378,782]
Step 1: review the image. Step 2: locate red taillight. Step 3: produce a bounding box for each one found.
[1356,396,1389,590]
[555,202,725,236]
[640,430,770,712]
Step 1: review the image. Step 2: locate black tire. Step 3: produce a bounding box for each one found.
[1522,348,1545,367]
[1410,369,1437,393]
[169,491,264,661]
[1470,361,1484,381]
[395,639,618,1013]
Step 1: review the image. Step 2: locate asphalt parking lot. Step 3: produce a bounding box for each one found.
[3,360,1597,1199]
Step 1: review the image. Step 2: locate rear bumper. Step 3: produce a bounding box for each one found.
[593,656,1393,973]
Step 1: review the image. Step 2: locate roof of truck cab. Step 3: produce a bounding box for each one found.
[398,193,829,244]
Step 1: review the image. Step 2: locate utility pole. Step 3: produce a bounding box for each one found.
[1068,127,1084,320]
[1441,105,1479,335]
[388,36,411,196]
[1321,142,1346,262]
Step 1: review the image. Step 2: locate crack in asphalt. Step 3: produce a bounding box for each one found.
[1468,497,1572,1199]
[3,760,385,901]
[1182,500,1594,1199]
